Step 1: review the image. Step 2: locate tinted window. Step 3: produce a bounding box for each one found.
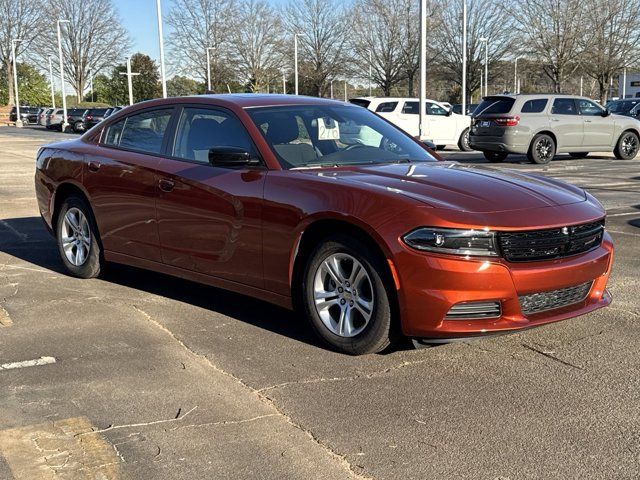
[521,99,548,113]
[348,99,371,109]
[577,99,604,116]
[551,98,578,115]
[426,102,449,116]
[402,102,419,114]
[248,104,436,169]
[172,108,255,163]
[104,108,173,154]
[374,101,398,113]
[609,100,639,113]
[475,97,515,115]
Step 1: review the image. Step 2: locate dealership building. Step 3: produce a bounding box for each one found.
[618,72,640,98]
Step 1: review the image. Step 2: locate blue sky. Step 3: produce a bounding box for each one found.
[115,0,163,63]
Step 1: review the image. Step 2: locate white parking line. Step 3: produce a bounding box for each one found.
[0,356,56,371]
[607,211,640,217]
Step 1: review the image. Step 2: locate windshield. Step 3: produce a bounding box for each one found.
[246,104,436,169]
[609,100,640,113]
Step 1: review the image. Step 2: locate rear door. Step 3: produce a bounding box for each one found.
[84,107,174,262]
[549,98,583,148]
[577,99,614,148]
[154,106,266,288]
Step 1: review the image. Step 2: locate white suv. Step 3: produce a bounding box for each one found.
[349,97,473,151]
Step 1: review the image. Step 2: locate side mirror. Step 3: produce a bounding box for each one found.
[601,109,611,117]
[446,109,453,117]
[208,147,260,167]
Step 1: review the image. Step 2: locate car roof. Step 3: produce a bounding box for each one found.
[183,94,348,109]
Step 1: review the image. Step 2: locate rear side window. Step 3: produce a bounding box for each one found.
[103,108,173,154]
[551,98,578,115]
[475,98,515,115]
[375,102,398,113]
[402,102,419,114]
[521,99,548,113]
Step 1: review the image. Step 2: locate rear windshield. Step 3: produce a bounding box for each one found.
[348,99,371,109]
[474,97,515,115]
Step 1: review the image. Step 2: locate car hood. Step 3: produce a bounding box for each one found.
[300,162,587,213]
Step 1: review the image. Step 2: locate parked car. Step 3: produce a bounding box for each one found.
[9,106,39,124]
[81,108,109,131]
[452,103,479,116]
[38,108,53,126]
[350,97,473,151]
[35,94,613,354]
[606,99,640,118]
[104,106,124,118]
[67,109,88,133]
[469,94,640,164]
[46,109,64,130]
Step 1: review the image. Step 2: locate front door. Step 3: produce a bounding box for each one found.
[577,99,615,148]
[155,106,265,288]
[426,102,456,144]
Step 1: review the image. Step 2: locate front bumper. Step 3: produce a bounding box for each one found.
[394,232,614,339]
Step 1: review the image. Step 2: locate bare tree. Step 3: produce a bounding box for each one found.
[167,0,235,91]
[512,0,586,93]
[438,0,515,102]
[349,0,412,96]
[230,0,284,91]
[583,0,640,103]
[285,0,349,96]
[0,0,44,106]
[37,0,130,101]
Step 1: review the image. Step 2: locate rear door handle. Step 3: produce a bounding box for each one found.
[88,161,101,172]
[551,118,560,122]
[584,119,592,123]
[159,179,175,193]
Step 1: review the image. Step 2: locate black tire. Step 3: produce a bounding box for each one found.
[457,128,473,151]
[483,151,508,163]
[73,121,84,133]
[528,133,556,164]
[56,195,102,279]
[569,152,589,159]
[301,234,395,355]
[613,131,640,160]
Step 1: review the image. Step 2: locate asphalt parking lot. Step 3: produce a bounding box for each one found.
[1,126,639,479]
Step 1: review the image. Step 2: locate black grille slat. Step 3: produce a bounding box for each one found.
[519,281,592,316]
[498,220,604,262]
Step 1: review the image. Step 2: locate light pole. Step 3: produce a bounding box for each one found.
[623,68,627,99]
[206,47,215,92]
[344,80,347,101]
[580,75,583,97]
[513,57,518,93]
[57,19,70,132]
[11,39,22,128]
[369,50,372,96]
[419,0,427,140]
[479,69,483,100]
[480,37,488,96]
[156,0,167,98]
[294,33,303,95]
[120,57,141,105]
[48,55,56,108]
[461,0,467,116]
[330,79,333,99]
[282,71,286,94]
[88,69,94,103]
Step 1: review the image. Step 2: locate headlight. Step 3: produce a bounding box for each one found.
[402,227,499,257]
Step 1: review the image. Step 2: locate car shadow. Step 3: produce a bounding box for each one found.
[0,216,410,354]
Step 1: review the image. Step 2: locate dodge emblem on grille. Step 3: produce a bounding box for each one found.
[562,227,569,234]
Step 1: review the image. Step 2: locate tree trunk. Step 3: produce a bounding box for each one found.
[6,59,15,106]
[407,71,414,97]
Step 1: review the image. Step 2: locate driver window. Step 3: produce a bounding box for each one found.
[577,99,604,116]
[426,102,448,116]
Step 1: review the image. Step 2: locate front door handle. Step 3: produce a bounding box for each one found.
[88,161,101,172]
[584,119,593,123]
[159,179,175,193]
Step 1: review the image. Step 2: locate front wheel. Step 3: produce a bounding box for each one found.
[614,131,639,160]
[457,128,473,151]
[302,235,395,355]
[528,134,556,164]
[483,151,508,163]
[56,195,103,278]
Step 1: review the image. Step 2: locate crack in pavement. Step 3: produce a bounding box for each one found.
[521,343,584,371]
[169,413,279,431]
[131,304,373,480]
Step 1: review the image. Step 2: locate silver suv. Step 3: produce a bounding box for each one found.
[469,94,640,164]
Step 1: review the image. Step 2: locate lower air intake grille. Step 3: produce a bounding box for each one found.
[519,281,592,316]
[445,301,501,319]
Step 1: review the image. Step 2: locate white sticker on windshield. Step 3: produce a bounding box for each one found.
[317,117,340,140]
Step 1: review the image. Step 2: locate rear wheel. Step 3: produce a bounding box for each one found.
[457,128,473,151]
[528,134,556,164]
[302,235,395,355]
[56,195,102,279]
[569,152,589,159]
[483,151,508,163]
[73,121,84,133]
[614,131,639,160]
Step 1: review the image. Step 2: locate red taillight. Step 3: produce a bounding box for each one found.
[87,115,93,120]
[493,116,520,127]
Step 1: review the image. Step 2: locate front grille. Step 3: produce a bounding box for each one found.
[498,220,604,262]
[519,281,592,316]
[445,301,501,319]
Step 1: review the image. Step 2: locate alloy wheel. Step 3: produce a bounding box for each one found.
[621,133,638,157]
[313,253,374,337]
[61,207,91,266]
[536,137,553,161]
